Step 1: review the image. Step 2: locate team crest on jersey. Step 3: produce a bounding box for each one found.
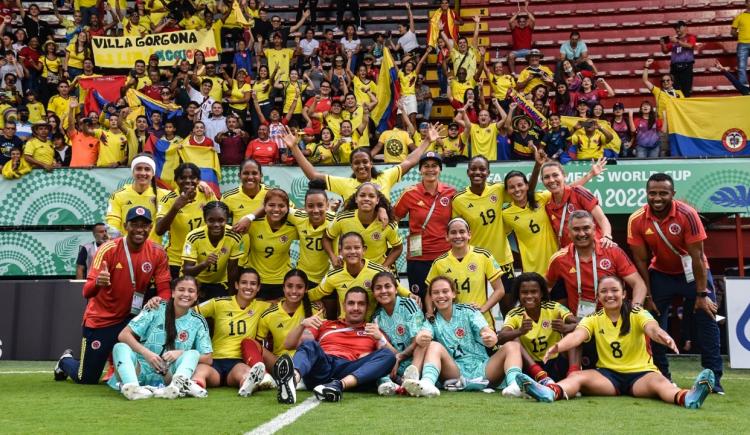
[372,232,382,241]
[178,330,189,342]
[280,235,289,243]
[669,223,682,235]
[220,247,227,254]
[599,259,612,270]
[489,194,498,203]
[468,262,478,272]
[91,340,101,350]
[440,197,450,207]
[364,279,372,288]
[356,330,367,336]
[396,324,406,336]
[246,310,255,317]
[542,320,551,329]
[455,328,465,338]
[141,262,153,273]
[567,204,575,213]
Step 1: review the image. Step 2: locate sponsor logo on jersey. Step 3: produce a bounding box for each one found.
[668,223,681,235]
[178,330,189,342]
[141,262,153,273]
[599,258,612,270]
[455,328,465,338]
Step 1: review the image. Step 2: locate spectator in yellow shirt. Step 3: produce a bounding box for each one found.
[731,1,750,86]
[24,121,56,171]
[47,82,79,131]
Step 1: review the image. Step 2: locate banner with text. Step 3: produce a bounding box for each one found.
[92,30,219,68]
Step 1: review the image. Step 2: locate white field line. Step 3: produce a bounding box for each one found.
[244,397,320,435]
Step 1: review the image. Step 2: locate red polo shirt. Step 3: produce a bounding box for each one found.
[627,200,708,275]
[394,182,455,261]
[245,138,279,165]
[304,96,333,133]
[307,320,378,361]
[545,185,601,246]
[546,242,636,315]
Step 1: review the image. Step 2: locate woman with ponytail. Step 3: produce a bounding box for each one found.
[106,153,170,243]
[542,276,715,409]
[109,276,213,400]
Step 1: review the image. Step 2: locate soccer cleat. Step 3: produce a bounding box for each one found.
[239,362,266,397]
[257,373,276,391]
[685,369,715,409]
[402,365,420,382]
[378,381,400,396]
[121,383,154,400]
[181,379,208,398]
[712,381,725,395]
[443,377,466,391]
[313,380,343,402]
[272,354,297,404]
[158,374,189,399]
[403,379,440,398]
[501,381,523,398]
[54,349,73,381]
[516,373,554,403]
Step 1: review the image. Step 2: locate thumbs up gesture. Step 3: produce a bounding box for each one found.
[96,261,112,287]
[520,313,533,334]
[365,318,383,341]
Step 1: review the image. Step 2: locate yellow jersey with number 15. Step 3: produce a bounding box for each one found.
[503,301,573,362]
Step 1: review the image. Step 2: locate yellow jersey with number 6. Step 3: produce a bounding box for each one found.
[501,191,558,275]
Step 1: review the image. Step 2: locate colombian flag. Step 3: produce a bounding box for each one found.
[125,89,183,121]
[427,8,459,48]
[508,89,548,131]
[156,138,222,197]
[78,76,126,114]
[666,96,750,157]
[372,47,400,134]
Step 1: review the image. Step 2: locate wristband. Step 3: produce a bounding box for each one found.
[243,213,256,222]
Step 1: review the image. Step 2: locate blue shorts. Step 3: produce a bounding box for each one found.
[541,356,569,381]
[511,49,531,59]
[596,368,652,396]
[212,358,243,385]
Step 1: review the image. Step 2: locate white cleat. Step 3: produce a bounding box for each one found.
[181,379,208,398]
[121,383,154,400]
[239,362,266,397]
[158,375,189,399]
[378,381,400,396]
[403,379,440,398]
[501,382,523,398]
[403,365,420,381]
[257,372,276,391]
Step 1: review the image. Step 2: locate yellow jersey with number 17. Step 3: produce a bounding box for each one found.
[578,307,658,373]
[196,296,271,359]
[157,189,216,266]
[501,191,558,275]
[242,218,299,285]
[452,183,513,266]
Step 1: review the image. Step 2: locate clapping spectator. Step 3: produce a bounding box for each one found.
[628,102,664,158]
[573,76,614,110]
[660,21,697,96]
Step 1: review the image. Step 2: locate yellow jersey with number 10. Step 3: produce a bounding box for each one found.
[196,296,271,359]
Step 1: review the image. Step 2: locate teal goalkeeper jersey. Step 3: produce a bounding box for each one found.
[420,304,489,366]
[373,296,425,352]
[128,302,213,357]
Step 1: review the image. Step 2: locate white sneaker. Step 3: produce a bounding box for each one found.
[403,365,420,381]
[501,382,523,398]
[257,372,276,391]
[239,362,265,397]
[159,375,189,399]
[378,381,400,396]
[403,379,440,398]
[443,377,466,392]
[181,379,208,398]
[121,383,154,400]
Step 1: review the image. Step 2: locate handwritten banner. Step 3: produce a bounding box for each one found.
[92,30,219,68]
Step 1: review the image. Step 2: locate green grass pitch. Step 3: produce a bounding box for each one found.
[1,357,748,434]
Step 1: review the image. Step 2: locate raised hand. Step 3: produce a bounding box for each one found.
[96,261,111,287]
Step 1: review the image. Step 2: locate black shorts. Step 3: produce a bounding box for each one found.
[199,282,229,302]
[541,355,569,381]
[212,358,243,385]
[596,368,652,396]
[258,283,284,301]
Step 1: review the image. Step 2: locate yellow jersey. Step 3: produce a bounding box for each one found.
[352,76,376,106]
[28,102,46,123]
[287,209,336,284]
[252,79,272,102]
[325,165,402,202]
[578,307,658,373]
[501,191,558,274]
[95,128,128,167]
[467,123,499,161]
[226,81,251,110]
[23,138,55,166]
[308,259,411,319]
[266,48,295,82]
[242,218,299,285]
[342,106,369,147]
[256,300,323,356]
[282,81,308,114]
[222,184,270,224]
[518,65,553,94]
[488,72,516,100]
[570,129,607,160]
[425,245,503,325]
[47,95,78,130]
[307,142,336,165]
[199,75,225,102]
[651,86,684,119]
[324,114,343,139]
[182,225,244,284]
[450,78,475,104]
[452,183,513,265]
[733,11,750,43]
[398,70,417,96]
[326,210,402,266]
[157,189,216,266]
[503,301,573,362]
[196,296,271,359]
[106,184,171,243]
[377,128,413,163]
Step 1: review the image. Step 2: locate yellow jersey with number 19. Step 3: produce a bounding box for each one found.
[157,189,216,266]
[256,300,323,356]
[578,307,658,373]
[242,218,299,285]
[425,246,502,326]
[452,183,513,266]
[196,296,271,359]
[501,191,558,275]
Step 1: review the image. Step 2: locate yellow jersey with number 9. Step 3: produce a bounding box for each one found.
[452,183,513,265]
[242,218,299,285]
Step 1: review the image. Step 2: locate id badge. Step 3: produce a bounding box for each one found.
[409,234,423,257]
[577,300,596,319]
[680,254,695,283]
[130,291,144,316]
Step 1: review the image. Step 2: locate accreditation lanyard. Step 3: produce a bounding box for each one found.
[574,248,597,318]
[124,237,145,315]
[557,202,569,242]
[651,220,695,283]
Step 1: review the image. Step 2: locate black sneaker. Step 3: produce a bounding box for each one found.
[54,349,73,381]
[272,354,297,404]
[712,381,725,395]
[313,379,343,402]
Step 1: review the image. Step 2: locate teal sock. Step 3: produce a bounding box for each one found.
[505,366,522,385]
[112,343,139,386]
[422,363,440,386]
[173,349,200,380]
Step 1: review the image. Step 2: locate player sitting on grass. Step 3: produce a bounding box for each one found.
[402,276,553,401]
[272,287,397,403]
[108,276,213,400]
[542,275,715,409]
[498,273,578,387]
[371,271,425,396]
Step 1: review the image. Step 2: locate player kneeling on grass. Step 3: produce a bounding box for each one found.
[191,268,274,398]
[402,276,553,401]
[542,275,714,409]
[109,276,213,400]
[371,271,427,396]
[498,273,578,388]
[272,287,397,403]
